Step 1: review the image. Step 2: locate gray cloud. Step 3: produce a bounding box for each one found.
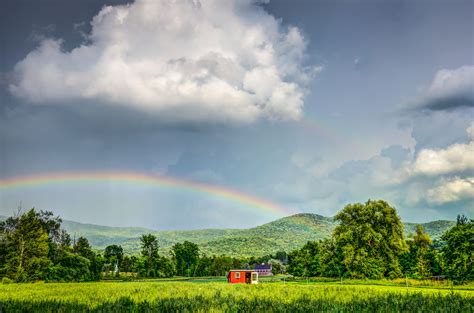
[409,109,473,151]
[413,65,474,111]
[380,145,411,168]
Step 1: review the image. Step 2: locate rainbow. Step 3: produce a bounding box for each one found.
[0,171,293,216]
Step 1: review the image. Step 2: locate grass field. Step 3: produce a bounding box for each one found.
[0,280,473,312]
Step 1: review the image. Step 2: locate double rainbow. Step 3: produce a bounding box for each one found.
[0,171,293,216]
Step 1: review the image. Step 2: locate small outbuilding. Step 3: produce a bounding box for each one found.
[227,270,258,284]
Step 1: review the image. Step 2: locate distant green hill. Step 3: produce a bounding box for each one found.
[61,220,152,249]
[198,214,337,257]
[55,213,454,257]
[404,220,456,239]
[1,213,456,257]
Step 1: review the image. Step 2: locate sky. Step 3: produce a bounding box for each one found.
[0,0,473,230]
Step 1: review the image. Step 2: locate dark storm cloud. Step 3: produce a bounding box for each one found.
[422,95,474,111]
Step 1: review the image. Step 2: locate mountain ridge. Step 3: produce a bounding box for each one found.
[0,213,456,257]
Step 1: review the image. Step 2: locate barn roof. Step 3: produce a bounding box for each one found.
[254,264,272,270]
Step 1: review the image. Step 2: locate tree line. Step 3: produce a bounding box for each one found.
[0,208,285,282]
[0,200,472,283]
[286,200,473,283]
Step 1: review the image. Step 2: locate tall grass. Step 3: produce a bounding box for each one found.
[0,282,472,312]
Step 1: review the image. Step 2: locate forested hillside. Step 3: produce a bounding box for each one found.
[404,220,456,239]
[2,213,453,257]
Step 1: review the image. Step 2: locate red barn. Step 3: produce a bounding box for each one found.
[227,270,258,284]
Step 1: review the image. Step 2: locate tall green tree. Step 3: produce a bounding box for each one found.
[400,224,440,278]
[333,200,406,279]
[2,209,51,282]
[319,238,345,278]
[121,256,134,273]
[104,245,123,275]
[1,209,104,282]
[274,251,288,264]
[208,255,237,276]
[104,245,123,265]
[48,252,91,282]
[0,224,8,277]
[141,234,159,260]
[158,256,175,278]
[441,215,473,282]
[89,254,106,281]
[172,241,199,276]
[140,234,159,277]
[73,237,94,259]
[287,241,321,277]
[399,241,417,276]
[72,237,104,280]
[414,225,432,278]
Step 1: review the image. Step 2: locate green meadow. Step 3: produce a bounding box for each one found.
[1,204,472,312]
[0,280,473,312]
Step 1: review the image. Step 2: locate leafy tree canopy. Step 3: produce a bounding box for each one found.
[441,215,473,282]
[333,200,406,279]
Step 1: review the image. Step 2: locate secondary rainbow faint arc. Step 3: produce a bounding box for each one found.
[0,171,292,216]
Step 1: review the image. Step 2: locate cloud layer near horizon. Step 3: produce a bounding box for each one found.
[9,0,311,124]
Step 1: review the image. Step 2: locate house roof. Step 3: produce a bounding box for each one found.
[228,269,255,272]
[254,264,272,270]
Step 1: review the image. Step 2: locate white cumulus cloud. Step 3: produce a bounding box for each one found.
[413,142,474,176]
[10,0,313,124]
[427,177,474,204]
[412,123,474,176]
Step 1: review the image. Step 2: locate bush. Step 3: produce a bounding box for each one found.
[1,277,13,284]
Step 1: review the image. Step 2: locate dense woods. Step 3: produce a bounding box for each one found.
[287,201,473,282]
[0,200,472,283]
